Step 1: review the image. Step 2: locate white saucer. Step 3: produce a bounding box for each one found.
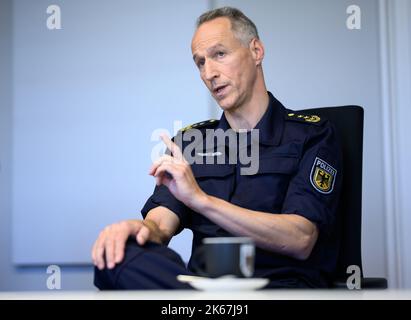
[177,275,269,291]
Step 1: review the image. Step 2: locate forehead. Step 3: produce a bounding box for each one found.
[191,17,237,54]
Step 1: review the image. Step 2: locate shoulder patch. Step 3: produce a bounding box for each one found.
[310,157,337,194]
[180,119,219,132]
[285,112,323,125]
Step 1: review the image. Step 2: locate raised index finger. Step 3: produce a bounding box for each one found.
[160,133,184,161]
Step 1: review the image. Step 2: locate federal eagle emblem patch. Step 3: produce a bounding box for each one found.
[310,157,337,194]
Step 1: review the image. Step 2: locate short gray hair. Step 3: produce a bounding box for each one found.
[196,7,259,46]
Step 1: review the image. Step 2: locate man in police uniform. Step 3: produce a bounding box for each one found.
[92,7,342,289]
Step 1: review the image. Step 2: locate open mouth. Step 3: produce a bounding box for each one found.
[213,84,229,96]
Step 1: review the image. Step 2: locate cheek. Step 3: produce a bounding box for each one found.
[239,63,257,88]
[221,66,243,90]
[228,57,254,88]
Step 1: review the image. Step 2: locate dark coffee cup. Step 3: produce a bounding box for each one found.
[190,237,255,278]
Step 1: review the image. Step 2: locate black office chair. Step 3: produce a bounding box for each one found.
[299,106,387,289]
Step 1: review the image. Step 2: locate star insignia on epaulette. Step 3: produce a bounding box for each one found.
[287,113,321,123]
[180,119,218,132]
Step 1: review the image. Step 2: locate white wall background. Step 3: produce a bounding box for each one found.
[394,0,411,290]
[1,0,410,290]
[11,0,208,265]
[379,0,411,288]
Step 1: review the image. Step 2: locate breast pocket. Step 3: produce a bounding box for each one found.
[235,156,298,212]
[191,164,235,201]
[256,156,298,175]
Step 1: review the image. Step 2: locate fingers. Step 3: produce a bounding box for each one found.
[150,155,182,187]
[153,162,180,186]
[157,172,172,188]
[114,237,126,264]
[105,237,116,269]
[160,133,184,162]
[91,238,98,264]
[149,134,188,182]
[136,225,150,246]
[149,154,175,176]
[91,221,140,270]
[91,220,164,270]
[155,168,173,186]
[94,235,106,270]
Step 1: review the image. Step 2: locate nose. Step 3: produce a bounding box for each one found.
[202,59,219,81]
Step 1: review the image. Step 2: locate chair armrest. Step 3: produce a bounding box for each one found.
[331,278,349,289]
[331,277,388,289]
[361,277,387,289]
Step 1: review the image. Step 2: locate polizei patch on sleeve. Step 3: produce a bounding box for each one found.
[310,157,337,194]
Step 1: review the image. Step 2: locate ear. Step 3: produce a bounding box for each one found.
[249,38,265,67]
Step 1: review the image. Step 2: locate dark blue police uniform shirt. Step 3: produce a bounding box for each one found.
[141,92,343,287]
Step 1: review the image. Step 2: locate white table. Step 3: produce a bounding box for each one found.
[1,289,410,300]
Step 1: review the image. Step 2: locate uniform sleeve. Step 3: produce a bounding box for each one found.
[141,184,191,235]
[281,122,343,236]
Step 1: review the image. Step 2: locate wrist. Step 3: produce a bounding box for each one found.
[188,190,211,213]
[142,219,169,244]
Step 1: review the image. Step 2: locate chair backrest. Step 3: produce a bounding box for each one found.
[298,106,364,280]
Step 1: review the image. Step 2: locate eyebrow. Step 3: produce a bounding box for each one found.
[193,44,226,62]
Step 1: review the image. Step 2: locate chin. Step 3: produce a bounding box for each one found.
[217,102,233,111]
[215,96,237,111]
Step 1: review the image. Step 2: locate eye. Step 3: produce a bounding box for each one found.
[197,58,205,68]
[216,51,226,58]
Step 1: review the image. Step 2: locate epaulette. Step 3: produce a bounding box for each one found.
[180,119,219,132]
[285,112,324,125]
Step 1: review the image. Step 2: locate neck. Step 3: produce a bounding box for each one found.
[224,78,269,131]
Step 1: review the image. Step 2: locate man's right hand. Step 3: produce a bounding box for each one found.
[91,219,165,270]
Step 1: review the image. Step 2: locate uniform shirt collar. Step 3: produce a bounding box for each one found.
[254,91,285,146]
[216,91,285,146]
